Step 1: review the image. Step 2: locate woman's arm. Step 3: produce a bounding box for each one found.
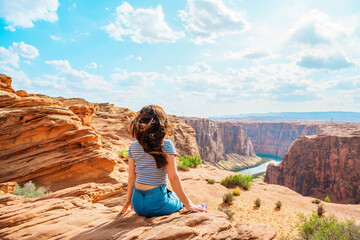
[120,157,136,214]
[166,155,206,212]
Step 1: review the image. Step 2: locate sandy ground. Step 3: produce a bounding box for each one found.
[167,165,360,240]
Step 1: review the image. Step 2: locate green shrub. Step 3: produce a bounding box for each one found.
[223,192,234,205]
[297,212,360,240]
[177,163,189,171]
[275,200,282,210]
[112,121,119,124]
[207,178,215,184]
[254,198,261,208]
[117,149,128,157]
[13,181,51,198]
[312,199,321,204]
[219,207,235,220]
[232,188,241,196]
[325,195,331,203]
[177,155,202,171]
[220,174,253,190]
[317,204,325,217]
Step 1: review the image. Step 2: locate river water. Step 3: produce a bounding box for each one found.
[237,155,282,175]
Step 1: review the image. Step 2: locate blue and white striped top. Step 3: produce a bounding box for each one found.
[128,139,177,185]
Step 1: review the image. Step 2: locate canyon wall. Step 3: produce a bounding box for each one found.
[237,122,322,157]
[265,132,360,204]
[181,117,262,171]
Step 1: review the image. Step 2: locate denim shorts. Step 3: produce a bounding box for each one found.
[132,185,183,218]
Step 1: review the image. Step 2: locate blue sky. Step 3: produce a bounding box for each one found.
[0,0,359,117]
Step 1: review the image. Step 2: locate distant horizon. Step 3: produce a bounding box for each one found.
[209,111,360,122]
[1,0,360,117]
[211,110,360,117]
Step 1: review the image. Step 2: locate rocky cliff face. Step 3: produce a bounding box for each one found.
[237,122,321,157]
[168,115,200,157]
[265,131,360,204]
[0,74,120,191]
[181,117,262,171]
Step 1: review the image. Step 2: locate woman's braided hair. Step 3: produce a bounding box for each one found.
[130,105,171,168]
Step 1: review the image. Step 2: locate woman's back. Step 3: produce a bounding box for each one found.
[128,139,176,186]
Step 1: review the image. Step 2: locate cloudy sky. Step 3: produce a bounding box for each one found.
[1,0,359,117]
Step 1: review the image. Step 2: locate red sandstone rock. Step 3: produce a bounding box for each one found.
[15,90,29,97]
[0,75,118,191]
[237,121,321,157]
[265,133,360,204]
[168,115,200,157]
[0,181,276,240]
[0,182,16,195]
[181,117,262,171]
[235,222,277,240]
[69,104,95,126]
[0,74,15,93]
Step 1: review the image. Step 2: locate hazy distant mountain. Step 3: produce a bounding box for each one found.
[210,111,360,122]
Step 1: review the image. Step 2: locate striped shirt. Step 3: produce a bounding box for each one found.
[128,139,177,185]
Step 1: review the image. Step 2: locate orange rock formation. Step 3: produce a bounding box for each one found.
[265,131,360,204]
[237,121,321,157]
[181,117,262,171]
[0,74,119,191]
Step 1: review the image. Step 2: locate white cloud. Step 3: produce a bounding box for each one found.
[111,70,164,87]
[202,51,212,57]
[179,0,250,44]
[11,42,39,59]
[186,61,211,73]
[45,59,111,91]
[50,35,62,41]
[225,48,270,60]
[0,42,39,67]
[296,50,354,70]
[287,10,353,46]
[85,62,98,69]
[126,54,143,62]
[0,46,20,67]
[45,60,72,70]
[0,0,59,31]
[102,2,184,43]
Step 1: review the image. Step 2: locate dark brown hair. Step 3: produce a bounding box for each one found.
[130,105,171,168]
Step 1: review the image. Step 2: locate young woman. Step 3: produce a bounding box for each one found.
[120,105,206,217]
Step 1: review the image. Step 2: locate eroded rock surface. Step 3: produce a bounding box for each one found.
[0,182,16,195]
[265,131,360,204]
[168,115,200,157]
[181,117,262,171]
[0,182,276,240]
[0,76,118,191]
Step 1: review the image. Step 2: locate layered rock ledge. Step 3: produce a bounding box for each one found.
[0,181,276,240]
[0,74,119,191]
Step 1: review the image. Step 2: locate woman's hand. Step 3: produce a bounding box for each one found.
[185,202,207,213]
[120,200,133,214]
